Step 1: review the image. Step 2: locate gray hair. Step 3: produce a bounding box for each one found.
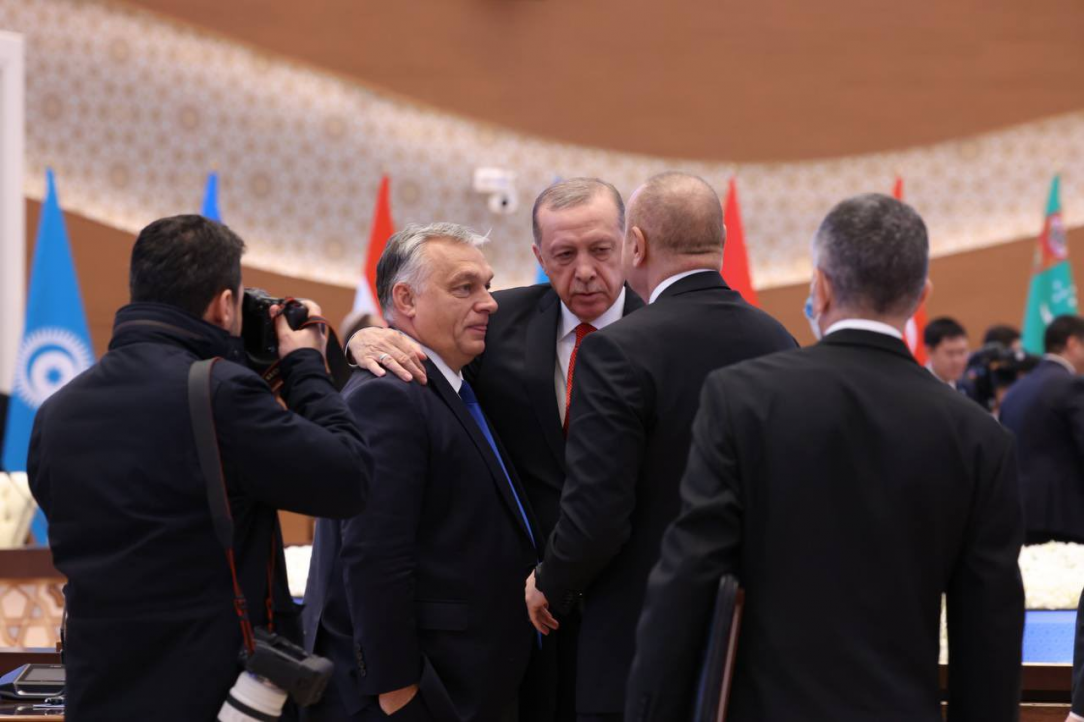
[531,177,625,245]
[813,193,928,317]
[376,222,489,322]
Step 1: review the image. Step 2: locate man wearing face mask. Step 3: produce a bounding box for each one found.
[626,193,1024,722]
[346,178,642,721]
[525,172,795,721]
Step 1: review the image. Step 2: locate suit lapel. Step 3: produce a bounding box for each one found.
[524,291,566,473]
[427,362,534,544]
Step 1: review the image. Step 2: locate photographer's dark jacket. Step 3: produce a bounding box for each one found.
[27,302,371,722]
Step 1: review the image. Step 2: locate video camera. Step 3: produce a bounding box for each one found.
[963,342,1040,411]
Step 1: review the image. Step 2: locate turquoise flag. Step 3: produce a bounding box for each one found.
[201,172,221,221]
[1022,176,1077,354]
[2,170,94,544]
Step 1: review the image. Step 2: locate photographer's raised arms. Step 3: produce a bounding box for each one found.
[27,215,371,721]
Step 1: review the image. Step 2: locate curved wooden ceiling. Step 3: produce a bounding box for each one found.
[123,0,1084,162]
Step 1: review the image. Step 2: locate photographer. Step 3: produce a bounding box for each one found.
[27,216,371,721]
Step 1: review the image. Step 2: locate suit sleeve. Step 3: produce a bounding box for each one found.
[215,349,371,518]
[340,378,429,695]
[945,434,1024,721]
[625,373,743,722]
[26,410,49,518]
[538,331,647,612]
[1060,377,1084,471]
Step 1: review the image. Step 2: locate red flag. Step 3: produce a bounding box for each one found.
[895,177,929,365]
[353,175,395,316]
[722,178,758,306]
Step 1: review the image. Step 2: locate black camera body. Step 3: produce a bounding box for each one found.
[242,288,309,370]
[964,342,1040,411]
[247,627,333,707]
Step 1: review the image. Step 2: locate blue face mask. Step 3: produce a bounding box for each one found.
[803,294,822,341]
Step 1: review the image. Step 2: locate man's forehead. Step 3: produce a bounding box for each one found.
[539,203,621,244]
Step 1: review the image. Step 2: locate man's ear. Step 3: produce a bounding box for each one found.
[203,288,235,331]
[392,282,417,320]
[532,244,545,274]
[630,226,648,268]
[811,268,831,317]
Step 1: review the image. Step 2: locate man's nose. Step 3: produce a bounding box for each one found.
[478,290,498,314]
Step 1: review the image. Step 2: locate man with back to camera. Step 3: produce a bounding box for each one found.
[344,178,642,722]
[625,193,1024,722]
[924,316,969,389]
[27,215,371,721]
[999,314,1084,545]
[524,171,796,722]
[302,223,540,722]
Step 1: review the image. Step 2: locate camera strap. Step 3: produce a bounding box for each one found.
[188,357,279,657]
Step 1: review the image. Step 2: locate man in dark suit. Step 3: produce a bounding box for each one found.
[27,216,370,721]
[1000,314,1084,544]
[524,171,796,721]
[346,178,643,721]
[304,222,540,721]
[626,194,1024,722]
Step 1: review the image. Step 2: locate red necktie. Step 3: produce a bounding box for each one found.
[564,322,597,435]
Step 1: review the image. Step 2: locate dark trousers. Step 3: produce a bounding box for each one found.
[520,609,581,722]
[577,715,622,722]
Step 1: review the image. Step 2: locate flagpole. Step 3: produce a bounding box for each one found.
[0,31,25,395]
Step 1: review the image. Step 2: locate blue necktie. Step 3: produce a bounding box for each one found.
[459,379,536,549]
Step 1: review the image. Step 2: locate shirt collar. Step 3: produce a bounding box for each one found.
[559,287,627,339]
[1044,353,1077,375]
[648,269,716,305]
[417,343,463,392]
[824,318,904,341]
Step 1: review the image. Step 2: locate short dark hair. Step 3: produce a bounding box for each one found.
[814,194,928,316]
[983,324,1021,348]
[924,317,967,349]
[129,215,246,317]
[532,178,624,245]
[1044,315,1084,354]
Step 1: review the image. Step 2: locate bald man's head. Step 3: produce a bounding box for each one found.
[626,172,725,257]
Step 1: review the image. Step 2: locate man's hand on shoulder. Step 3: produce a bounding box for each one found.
[379,683,419,715]
[347,326,428,384]
[272,300,327,359]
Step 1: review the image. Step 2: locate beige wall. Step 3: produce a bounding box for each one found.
[27,199,1084,355]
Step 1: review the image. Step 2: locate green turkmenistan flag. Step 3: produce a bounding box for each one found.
[1022,175,1077,354]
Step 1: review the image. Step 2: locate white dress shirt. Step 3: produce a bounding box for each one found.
[824,318,904,340]
[418,343,462,393]
[648,269,717,305]
[555,288,626,424]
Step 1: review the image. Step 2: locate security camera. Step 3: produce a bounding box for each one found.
[488,192,519,214]
[474,167,518,215]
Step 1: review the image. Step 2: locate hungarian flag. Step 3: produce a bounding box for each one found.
[896,177,929,365]
[1022,175,1077,354]
[353,175,395,317]
[721,178,758,306]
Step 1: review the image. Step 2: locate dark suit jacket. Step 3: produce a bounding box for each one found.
[468,283,644,540]
[999,358,1084,543]
[536,271,797,714]
[626,329,1025,722]
[303,360,539,722]
[28,303,370,722]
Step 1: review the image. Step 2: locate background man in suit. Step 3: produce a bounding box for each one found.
[924,316,969,389]
[525,171,795,722]
[626,194,1024,722]
[304,223,539,722]
[347,178,643,721]
[1000,314,1084,544]
[28,216,370,721]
